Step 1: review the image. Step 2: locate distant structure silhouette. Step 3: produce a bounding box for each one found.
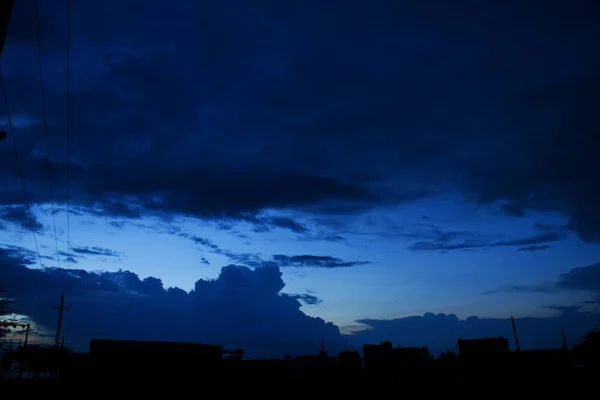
[363,340,433,369]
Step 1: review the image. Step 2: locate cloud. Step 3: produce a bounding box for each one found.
[374,259,600,350]
[299,232,347,243]
[176,229,361,269]
[4,244,598,357]
[483,284,558,296]
[484,261,600,298]
[272,254,369,269]
[179,234,220,252]
[533,222,568,232]
[0,0,595,239]
[501,202,527,217]
[459,73,600,243]
[496,232,567,247]
[347,309,600,356]
[517,245,552,252]
[0,205,43,232]
[290,293,323,305]
[0,246,345,358]
[556,262,600,293]
[70,246,121,258]
[408,231,566,253]
[176,232,264,267]
[240,215,308,234]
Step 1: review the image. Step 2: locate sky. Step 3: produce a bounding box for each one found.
[1,0,600,357]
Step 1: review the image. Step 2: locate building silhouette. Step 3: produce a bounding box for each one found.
[363,341,433,369]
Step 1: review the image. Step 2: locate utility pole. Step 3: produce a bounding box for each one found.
[561,328,567,350]
[52,293,70,348]
[24,323,30,348]
[510,316,521,352]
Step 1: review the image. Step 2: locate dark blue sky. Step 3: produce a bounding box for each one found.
[1,0,599,357]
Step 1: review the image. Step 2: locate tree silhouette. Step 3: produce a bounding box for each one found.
[572,330,600,366]
[436,349,458,368]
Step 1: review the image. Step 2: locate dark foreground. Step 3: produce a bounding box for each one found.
[0,366,595,395]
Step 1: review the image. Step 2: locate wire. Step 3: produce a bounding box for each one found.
[34,0,61,270]
[0,68,44,271]
[66,0,71,270]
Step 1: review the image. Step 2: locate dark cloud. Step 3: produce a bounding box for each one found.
[272,254,369,269]
[533,222,568,232]
[0,0,596,237]
[517,245,552,252]
[0,205,43,232]
[176,230,360,269]
[484,261,600,297]
[483,284,558,296]
[4,245,598,356]
[215,214,309,234]
[321,234,346,242]
[179,234,220,252]
[70,246,121,258]
[176,232,263,267]
[246,216,308,234]
[496,232,566,247]
[0,246,345,358]
[460,74,600,243]
[408,231,566,253]
[1,244,39,265]
[299,233,347,243]
[501,203,527,217]
[348,309,600,356]
[556,262,600,293]
[267,217,307,233]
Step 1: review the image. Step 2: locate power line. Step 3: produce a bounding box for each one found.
[66,0,71,270]
[34,0,60,270]
[0,68,43,270]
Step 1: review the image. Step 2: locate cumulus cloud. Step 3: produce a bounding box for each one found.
[4,245,599,356]
[348,309,600,356]
[0,246,344,358]
[350,260,600,354]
